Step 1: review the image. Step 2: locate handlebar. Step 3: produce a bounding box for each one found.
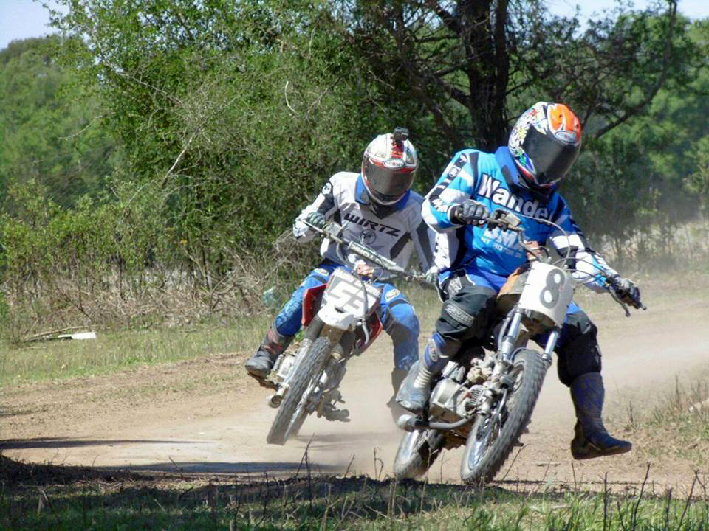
[304,220,434,286]
[462,210,647,315]
[606,276,647,315]
[465,210,544,259]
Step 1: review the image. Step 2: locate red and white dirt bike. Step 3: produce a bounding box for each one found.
[394,210,645,484]
[265,220,431,445]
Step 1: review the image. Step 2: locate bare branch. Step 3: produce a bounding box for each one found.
[593,0,678,139]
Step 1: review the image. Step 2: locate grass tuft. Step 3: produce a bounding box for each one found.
[4,454,709,530]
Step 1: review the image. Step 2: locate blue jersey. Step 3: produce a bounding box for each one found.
[423,146,616,291]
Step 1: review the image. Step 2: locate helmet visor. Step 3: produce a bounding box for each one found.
[364,159,416,204]
[522,127,580,186]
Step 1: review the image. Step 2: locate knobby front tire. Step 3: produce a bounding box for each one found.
[267,336,332,445]
[460,348,547,484]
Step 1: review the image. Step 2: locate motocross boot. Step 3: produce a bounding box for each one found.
[386,368,409,422]
[570,372,632,459]
[396,337,448,414]
[244,326,293,381]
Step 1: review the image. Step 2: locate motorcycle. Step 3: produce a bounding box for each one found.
[393,210,645,484]
[265,220,431,445]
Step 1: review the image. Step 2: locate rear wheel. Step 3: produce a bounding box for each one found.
[267,336,331,445]
[460,349,547,484]
[393,428,445,479]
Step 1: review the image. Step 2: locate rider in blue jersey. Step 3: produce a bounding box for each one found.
[397,102,643,459]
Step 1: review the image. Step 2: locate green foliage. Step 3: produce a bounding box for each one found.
[562,18,709,268]
[0,36,116,208]
[0,2,707,331]
[51,0,381,251]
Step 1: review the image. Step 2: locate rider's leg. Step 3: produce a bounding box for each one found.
[244,326,294,379]
[556,310,631,459]
[397,333,454,413]
[397,282,497,413]
[379,285,420,417]
[245,266,332,379]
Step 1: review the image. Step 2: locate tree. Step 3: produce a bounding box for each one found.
[343,0,686,154]
[0,36,115,209]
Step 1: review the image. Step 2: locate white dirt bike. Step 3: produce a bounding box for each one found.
[265,220,431,445]
[394,210,645,484]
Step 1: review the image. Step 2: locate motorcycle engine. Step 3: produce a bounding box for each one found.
[273,352,297,382]
[430,378,472,422]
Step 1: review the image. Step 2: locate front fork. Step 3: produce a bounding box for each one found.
[269,307,351,410]
[478,308,558,417]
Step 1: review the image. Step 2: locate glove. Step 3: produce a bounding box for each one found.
[354,260,375,278]
[306,211,326,229]
[611,277,642,308]
[449,200,489,226]
[424,268,439,287]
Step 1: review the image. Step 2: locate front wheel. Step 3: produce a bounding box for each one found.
[460,348,547,484]
[393,428,445,479]
[267,336,332,445]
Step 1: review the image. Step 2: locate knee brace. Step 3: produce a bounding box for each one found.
[420,332,459,372]
[436,285,497,344]
[556,312,602,386]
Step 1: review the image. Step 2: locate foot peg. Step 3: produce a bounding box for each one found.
[397,413,426,432]
[251,374,277,390]
[321,403,350,422]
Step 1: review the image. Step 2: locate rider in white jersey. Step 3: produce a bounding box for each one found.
[245,129,435,415]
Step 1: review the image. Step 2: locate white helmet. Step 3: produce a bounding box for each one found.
[362,128,418,205]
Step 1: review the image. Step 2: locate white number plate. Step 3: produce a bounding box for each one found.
[323,269,381,316]
[518,262,574,328]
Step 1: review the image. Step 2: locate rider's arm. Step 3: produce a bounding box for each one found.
[408,195,437,274]
[422,150,480,232]
[292,176,340,241]
[548,197,619,292]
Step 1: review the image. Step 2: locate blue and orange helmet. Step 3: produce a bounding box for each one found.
[508,102,582,190]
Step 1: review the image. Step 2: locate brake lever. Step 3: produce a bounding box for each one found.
[475,210,523,233]
[606,280,648,315]
[609,288,632,317]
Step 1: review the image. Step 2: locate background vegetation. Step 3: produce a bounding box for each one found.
[0,0,707,337]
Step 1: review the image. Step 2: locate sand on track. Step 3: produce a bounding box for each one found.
[2,283,708,490]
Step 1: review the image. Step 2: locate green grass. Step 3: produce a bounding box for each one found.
[0,314,272,387]
[3,457,709,531]
[2,271,707,391]
[624,372,709,464]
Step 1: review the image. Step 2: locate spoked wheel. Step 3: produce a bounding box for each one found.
[267,337,331,445]
[460,348,547,484]
[393,427,445,479]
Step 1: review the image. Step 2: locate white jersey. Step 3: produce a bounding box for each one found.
[292,172,435,277]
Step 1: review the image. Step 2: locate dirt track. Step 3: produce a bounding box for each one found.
[2,284,709,490]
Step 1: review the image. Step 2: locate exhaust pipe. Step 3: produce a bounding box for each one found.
[397,413,472,432]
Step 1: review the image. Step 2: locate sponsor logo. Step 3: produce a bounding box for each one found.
[477,174,550,220]
[448,164,462,178]
[343,212,401,237]
[384,288,401,302]
[360,229,377,245]
[481,226,523,254]
[384,159,405,169]
[445,302,475,326]
[448,276,463,295]
[554,130,577,144]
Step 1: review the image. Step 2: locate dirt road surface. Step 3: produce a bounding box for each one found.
[3,283,709,491]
